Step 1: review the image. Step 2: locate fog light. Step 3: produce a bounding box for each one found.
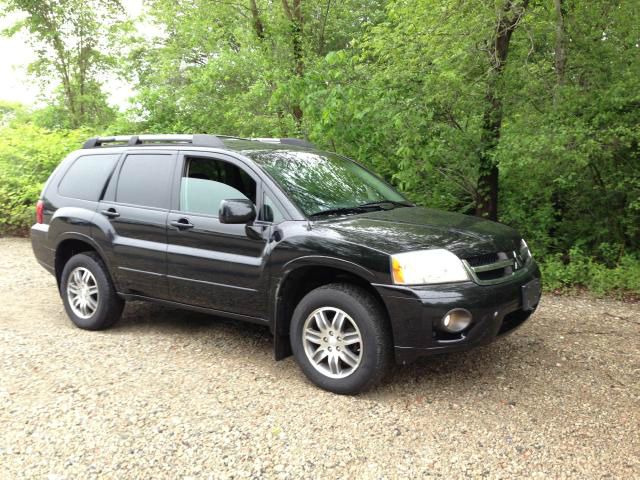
[440,309,472,333]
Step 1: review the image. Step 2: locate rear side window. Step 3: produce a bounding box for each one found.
[116,154,174,208]
[58,154,119,201]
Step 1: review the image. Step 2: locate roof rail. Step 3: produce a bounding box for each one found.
[254,137,315,149]
[82,134,225,149]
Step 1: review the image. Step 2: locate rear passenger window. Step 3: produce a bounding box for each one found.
[58,154,119,201]
[180,157,256,216]
[116,154,174,209]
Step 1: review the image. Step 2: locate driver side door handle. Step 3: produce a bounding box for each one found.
[170,218,194,230]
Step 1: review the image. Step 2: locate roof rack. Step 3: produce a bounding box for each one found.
[82,134,225,149]
[253,137,315,149]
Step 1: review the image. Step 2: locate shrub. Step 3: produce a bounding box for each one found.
[540,246,640,297]
[0,123,89,235]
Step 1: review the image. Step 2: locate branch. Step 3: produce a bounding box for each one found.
[281,0,293,21]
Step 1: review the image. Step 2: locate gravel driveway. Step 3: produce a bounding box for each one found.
[0,237,638,479]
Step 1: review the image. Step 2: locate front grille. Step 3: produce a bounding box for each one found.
[465,253,500,267]
[463,250,526,285]
[477,267,508,281]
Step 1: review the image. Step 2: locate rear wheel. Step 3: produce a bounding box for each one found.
[60,252,124,330]
[290,283,392,394]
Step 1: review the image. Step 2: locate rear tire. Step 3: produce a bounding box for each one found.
[60,252,124,330]
[290,283,392,395]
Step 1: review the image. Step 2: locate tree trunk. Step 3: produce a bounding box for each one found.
[553,0,566,104]
[249,0,265,39]
[476,90,502,221]
[282,0,304,131]
[475,0,529,220]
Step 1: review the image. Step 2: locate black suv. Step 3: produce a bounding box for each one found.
[31,134,541,394]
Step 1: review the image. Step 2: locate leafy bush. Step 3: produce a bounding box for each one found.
[540,247,640,297]
[0,122,89,235]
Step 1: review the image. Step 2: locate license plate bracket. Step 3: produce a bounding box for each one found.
[521,278,541,311]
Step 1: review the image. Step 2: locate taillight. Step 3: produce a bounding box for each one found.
[36,200,44,224]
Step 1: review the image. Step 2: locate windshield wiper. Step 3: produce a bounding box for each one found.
[308,206,370,218]
[309,200,413,218]
[357,200,413,210]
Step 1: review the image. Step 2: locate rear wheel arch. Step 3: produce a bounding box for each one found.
[54,236,113,290]
[272,263,393,360]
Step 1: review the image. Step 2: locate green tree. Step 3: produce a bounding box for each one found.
[0,0,126,128]
[302,0,639,261]
[126,0,383,136]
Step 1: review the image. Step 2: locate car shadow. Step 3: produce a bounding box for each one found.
[110,301,548,396]
[112,300,273,347]
[371,328,550,398]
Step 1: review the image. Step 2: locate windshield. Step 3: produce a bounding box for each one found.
[248,150,409,216]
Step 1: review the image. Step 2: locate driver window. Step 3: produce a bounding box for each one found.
[180,157,256,216]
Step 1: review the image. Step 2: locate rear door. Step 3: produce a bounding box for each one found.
[98,151,177,299]
[166,151,271,319]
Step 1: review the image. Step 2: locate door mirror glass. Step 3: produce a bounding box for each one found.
[219,199,256,224]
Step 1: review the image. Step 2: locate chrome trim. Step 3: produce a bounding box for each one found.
[96,134,194,143]
[472,258,514,273]
[462,255,533,286]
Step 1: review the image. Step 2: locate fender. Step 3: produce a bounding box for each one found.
[281,255,376,282]
[48,206,96,242]
[50,207,119,289]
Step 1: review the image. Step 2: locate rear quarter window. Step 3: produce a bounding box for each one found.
[57,154,120,201]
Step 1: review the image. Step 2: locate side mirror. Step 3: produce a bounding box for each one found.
[219,199,256,224]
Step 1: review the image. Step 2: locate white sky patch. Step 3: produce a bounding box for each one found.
[0,0,147,109]
[0,12,39,106]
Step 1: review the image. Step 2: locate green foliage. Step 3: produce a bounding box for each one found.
[0,0,638,296]
[124,0,384,135]
[541,247,640,297]
[0,116,89,234]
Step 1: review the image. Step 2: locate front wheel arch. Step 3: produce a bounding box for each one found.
[272,264,393,361]
[289,282,393,394]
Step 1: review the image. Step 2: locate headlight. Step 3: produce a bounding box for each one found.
[391,249,470,285]
[520,239,532,262]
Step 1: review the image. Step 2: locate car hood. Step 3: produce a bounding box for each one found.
[313,206,521,258]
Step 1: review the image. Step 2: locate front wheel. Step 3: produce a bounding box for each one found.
[290,283,392,394]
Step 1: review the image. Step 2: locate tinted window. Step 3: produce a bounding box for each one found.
[116,154,174,208]
[180,157,256,216]
[58,154,119,201]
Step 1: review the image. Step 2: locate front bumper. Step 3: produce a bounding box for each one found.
[375,261,541,364]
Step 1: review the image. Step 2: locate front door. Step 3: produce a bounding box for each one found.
[166,152,269,319]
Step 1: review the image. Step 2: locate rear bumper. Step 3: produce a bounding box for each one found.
[31,223,55,275]
[375,261,541,364]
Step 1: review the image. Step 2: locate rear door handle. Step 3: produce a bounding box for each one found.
[170,218,194,230]
[101,208,120,219]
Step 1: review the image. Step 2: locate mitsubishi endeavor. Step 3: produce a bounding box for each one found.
[31,134,541,394]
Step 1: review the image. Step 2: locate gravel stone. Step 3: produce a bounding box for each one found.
[0,237,638,478]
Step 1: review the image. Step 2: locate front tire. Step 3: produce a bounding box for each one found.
[60,252,124,330]
[290,283,392,394]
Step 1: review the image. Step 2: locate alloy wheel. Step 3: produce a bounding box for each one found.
[66,267,99,319]
[302,307,363,379]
